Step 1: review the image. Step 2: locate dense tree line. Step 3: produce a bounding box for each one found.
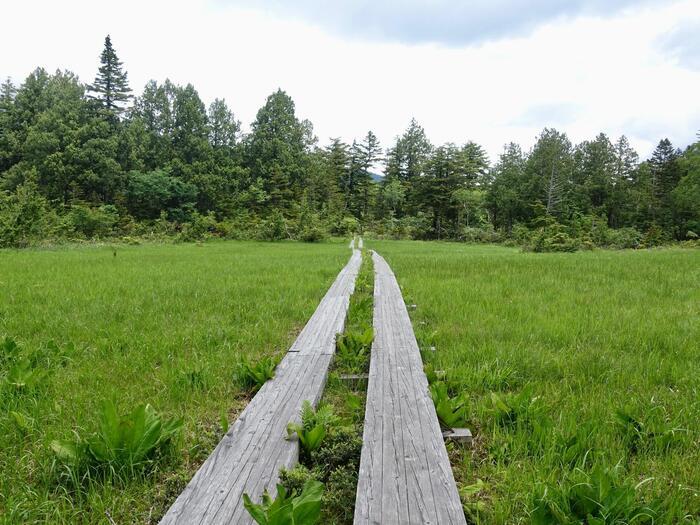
[1,36,699,249]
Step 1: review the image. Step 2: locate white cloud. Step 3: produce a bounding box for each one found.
[1,0,699,161]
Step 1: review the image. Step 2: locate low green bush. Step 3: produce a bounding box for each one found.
[233,355,277,392]
[286,401,340,457]
[63,203,119,238]
[488,387,546,429]
[429,381,469,428]
[530,465,660,524]
[243,480,324,525]
[51,400,183,483]
[280,426,362,525]
[334,328,373,374]
[459,226,502,244]
[0,180,56,248]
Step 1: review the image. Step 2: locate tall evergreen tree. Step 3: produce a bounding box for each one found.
[459,141,490,187]
[607,136,638,227]
[246,89,312,211]
[208,98,239,151]
[647,138,682,231]
[0,78,18,173]
[526,128,573,218]
[486,143,527,231]
[88,35,132,116]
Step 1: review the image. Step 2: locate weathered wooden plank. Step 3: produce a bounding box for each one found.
[160,248,361,525]
[354,251,465,525]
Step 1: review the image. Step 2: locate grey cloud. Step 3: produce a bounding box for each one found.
[510,102,581,127]
[216,0,664,46]
[658,19,700,71]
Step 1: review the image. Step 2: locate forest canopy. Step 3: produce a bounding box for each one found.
[1,36,699,250]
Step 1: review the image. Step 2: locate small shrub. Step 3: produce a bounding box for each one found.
[299,225,326,243]
[322,466,358,524]
[280,464,319,495]
[534,231,579,252]
[309,426,362,474]
[258,210,287,241]
[233,355,277,392]
[607,227,643,249]
[177,212,218,242]
[641,223,667,248]
[243,480,324,525]
[64,203,119,239]
[330,216,359,236]
[459,226,501,244]
[281,428,362,525]
[0,180,56,247]
[51,400,183,483]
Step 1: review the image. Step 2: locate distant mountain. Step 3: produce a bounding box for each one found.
[369,171,384,183]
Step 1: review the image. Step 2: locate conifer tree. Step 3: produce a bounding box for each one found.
[88,35,132,116]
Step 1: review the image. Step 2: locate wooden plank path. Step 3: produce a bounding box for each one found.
[160,247,362,524]
[354,251,465,525]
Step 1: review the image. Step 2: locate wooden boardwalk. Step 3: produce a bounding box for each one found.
[354,251,465,525]
[160,248,361,524]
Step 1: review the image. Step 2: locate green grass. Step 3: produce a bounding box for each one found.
[0,240,349,524]
[369,241,700,524]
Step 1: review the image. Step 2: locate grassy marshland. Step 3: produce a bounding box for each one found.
[0,240,348,524]
[371,241,700,524]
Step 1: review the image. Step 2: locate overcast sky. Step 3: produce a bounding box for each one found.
[2,0,699,161]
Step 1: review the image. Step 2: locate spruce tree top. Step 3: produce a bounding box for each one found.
[88,35,132,115]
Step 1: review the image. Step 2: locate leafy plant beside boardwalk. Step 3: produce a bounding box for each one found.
[243,480,324,525]
[273,249,374,525]
[0,240,348,523]
[372,240,700,524]
[233,355,278,393]
[51,401,183,484]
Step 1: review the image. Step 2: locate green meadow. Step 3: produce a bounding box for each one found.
[371,241,700,524]
[0,241,348,524]
[2,239,699,524]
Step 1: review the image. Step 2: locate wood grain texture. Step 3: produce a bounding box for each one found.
[160,248,361,525]
[354,251,465,525]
